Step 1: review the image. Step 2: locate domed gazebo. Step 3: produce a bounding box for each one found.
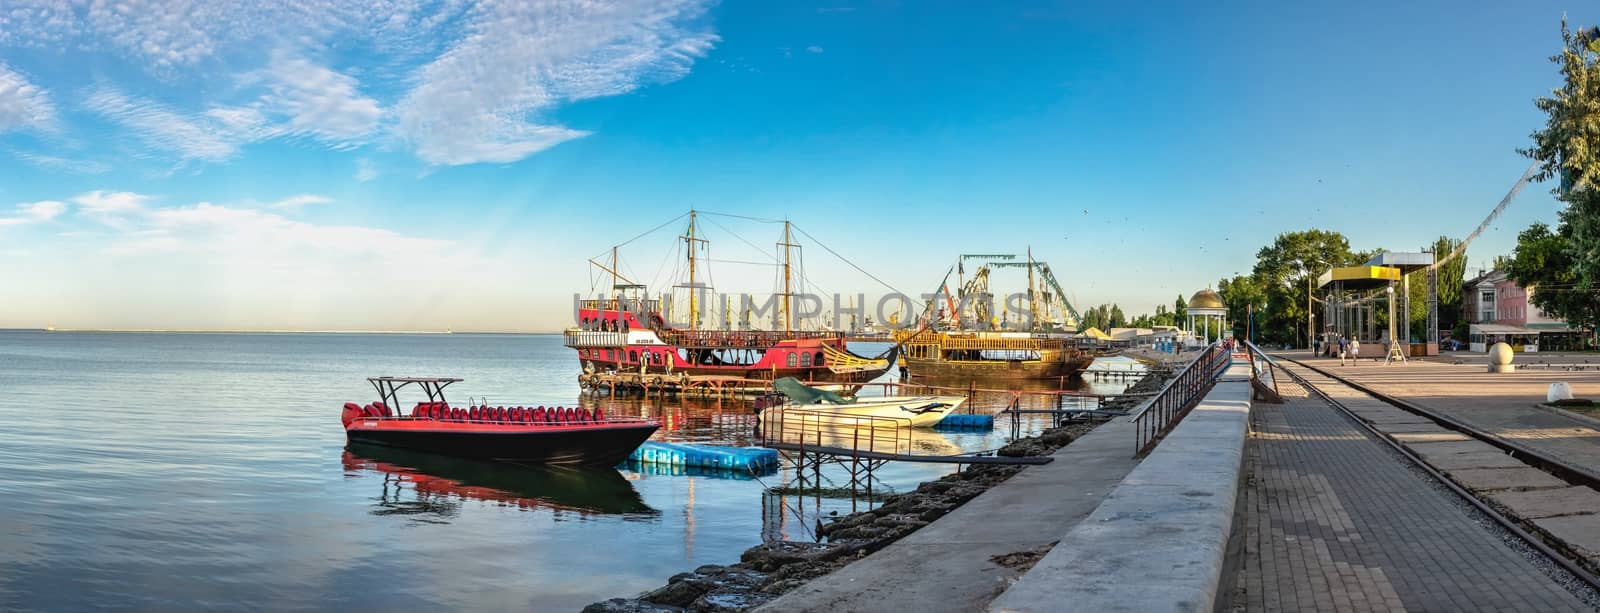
[1188,288,1227,344]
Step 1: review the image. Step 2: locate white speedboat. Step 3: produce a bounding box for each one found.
[762,377,967,428]
[787,395,966,427]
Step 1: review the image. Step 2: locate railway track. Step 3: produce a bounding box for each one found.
[1269,354,1600,591]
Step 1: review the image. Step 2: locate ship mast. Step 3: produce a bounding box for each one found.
[778,220,797,332]
[1027,247,1040,330]
[680,210,708,330]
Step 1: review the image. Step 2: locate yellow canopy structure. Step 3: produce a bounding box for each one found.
[1317,265,1402,291]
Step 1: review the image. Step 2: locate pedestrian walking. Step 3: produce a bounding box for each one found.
[1338,335,1349,366]
[1350,338,1361,363]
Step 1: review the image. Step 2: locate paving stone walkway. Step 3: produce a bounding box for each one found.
[1233,382,1593,612]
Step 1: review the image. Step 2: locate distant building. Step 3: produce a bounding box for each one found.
[1463,270,1584,352]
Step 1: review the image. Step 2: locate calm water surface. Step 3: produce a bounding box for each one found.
[0,331,1134,611]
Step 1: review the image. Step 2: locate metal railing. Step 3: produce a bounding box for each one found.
[1241,340,1283,402]
[562,329,628,347]
[1130,341,1231,457]
[758,409,914,458]
[656,328,843,348]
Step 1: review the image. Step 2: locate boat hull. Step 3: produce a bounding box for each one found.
[344,420,659,466]
[766,396,966,428]
[902,354,1094,380]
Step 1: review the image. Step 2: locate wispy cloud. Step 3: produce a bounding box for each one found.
[0,63,55,132]
[0,200,66,227]
[355,158,379,182]
[84,88,258,162]
[394,0,720,165]
[260,57,382,148]
[11,150,111,174]
[269,194,334,210]
[806,45,824,54]
[0,1,403,72]
[4,0,721,167]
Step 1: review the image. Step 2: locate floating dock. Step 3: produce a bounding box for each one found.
[627,441,781,474]
[933,413,996,431]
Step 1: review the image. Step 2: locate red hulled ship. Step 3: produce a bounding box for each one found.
[564,211,896,388]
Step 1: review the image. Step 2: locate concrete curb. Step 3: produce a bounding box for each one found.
[988,364,1253,613]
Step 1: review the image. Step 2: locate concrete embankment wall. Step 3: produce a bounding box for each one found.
[989,363,1253,613]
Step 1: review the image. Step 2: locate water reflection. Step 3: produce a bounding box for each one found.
[342,443,657,519]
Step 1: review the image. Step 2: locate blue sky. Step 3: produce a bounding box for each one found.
[0,0,1591,331]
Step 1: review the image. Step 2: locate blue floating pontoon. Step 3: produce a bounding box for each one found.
[933,413,996,431]
[626,442,781,474]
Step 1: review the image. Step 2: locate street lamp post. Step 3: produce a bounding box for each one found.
[1247,303,1254,346]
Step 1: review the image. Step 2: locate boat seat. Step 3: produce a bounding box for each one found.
[492,406,504,423]
[373,401,390,417]
[564,407,577,423]
[433,404,448,420]
[469,407,480,422]
[532,407,546,424]
[576,408,592,423]
[592,408,605,422]
[452,408,465,422]
[508,407,522,422]
[341,402,364,427]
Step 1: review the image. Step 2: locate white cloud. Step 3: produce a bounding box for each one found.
[0,199,66,227]
[260,58,382,147]
[0,63,55,132]
[11,151,111,174]
[5,0,720,167]
[269,194,334,210]
[394,0,719,165]
[355,158,379,182]
[85,57,380,163]
[73,190,150,216]
[84,88,258,162]
[0,1,405,72]
[806,45,824,54]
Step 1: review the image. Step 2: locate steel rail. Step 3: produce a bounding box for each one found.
[1273,356,1600,590]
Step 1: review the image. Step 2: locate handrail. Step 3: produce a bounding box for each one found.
[1240,340,1283,402]
[1129,341,1232,457]
[758,408,914,457]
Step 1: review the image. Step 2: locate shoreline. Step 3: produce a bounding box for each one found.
[583,367,1174,612]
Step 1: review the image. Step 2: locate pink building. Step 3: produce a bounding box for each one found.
[1466,271,1584,352]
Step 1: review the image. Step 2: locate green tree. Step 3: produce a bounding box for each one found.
[1109,304,1126,328]
[1250,229,1359,346]
[1218,274,1267,340]
[1174,294,1187,322]
[1405,236,1466,340]
[1524,22,1600,291]
[1507,222,1600,335]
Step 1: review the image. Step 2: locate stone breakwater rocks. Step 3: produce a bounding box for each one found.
[584,364,1178,613]
[582,422,1104,613]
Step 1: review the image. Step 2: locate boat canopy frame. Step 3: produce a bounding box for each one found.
[368,376,463,413]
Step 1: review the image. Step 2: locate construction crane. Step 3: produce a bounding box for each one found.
[989,260,1081,331]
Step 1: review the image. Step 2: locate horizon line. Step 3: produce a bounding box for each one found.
[14,328,564,335]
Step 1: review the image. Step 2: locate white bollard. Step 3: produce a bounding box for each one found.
[1488,342,1514,374]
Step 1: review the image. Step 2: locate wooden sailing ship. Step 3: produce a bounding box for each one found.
[563,211,896,390]
[896,252,1097,382]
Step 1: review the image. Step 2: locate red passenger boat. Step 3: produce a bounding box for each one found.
[340,377,658,466]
